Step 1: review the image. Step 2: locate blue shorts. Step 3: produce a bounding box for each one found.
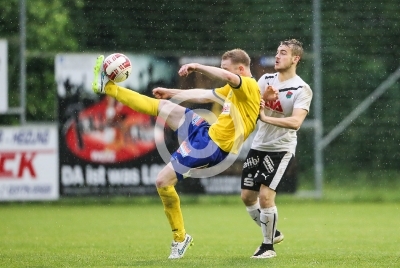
[171,109,229,181]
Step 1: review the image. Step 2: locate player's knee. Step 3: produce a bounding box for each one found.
[155,169,177,188]
[241,190,258,206]
[259,190,276,207]
[155,177,166,188]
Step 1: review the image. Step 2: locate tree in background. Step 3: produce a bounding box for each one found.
[0,0,83,124]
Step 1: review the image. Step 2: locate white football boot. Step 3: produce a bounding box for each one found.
[168,233,194,259]
[274,232,284,244]
[251,247,277,259]
[252,231,284,254]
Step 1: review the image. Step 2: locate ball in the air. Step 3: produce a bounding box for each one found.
[103,53,132,83]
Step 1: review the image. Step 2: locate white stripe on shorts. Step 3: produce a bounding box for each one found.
[269,152,293,190]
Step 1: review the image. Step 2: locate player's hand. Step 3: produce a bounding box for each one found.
[260,99,266,109]
[263,85,279,101]
[259,99,267,122]
[178,63,197,76]
[153,87,171,99]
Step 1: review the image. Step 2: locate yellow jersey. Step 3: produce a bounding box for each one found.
[208,76,260,154]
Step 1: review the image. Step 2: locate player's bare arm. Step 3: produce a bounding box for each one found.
[152,87,175,99]
[259,103,308,130]
[153,87,216,103]
[179,63,241,88]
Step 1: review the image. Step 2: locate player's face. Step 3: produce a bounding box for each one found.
[274,45,298,72]
[221,59,241,75]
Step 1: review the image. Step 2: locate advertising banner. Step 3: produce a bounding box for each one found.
[0,125,59,201]
[56,54,185,196]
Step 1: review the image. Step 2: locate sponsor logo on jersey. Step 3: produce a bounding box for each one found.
[265,100,283,112]
[254,170,270,181]
[177,141,191,158]
[243,156,259,169]
[243,174,255,187]
[221,103,231,115]
[191,114,204,126]
[263,155,274,173]
[264,75,275,80]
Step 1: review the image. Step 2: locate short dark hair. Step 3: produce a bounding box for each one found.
[222,49,251,67]
[280,39,304,64]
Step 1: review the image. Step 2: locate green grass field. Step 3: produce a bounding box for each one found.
[0,195,399,267]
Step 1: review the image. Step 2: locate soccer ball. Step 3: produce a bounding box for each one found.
[103,53,132,83]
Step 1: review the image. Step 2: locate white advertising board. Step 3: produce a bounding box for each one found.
[0,125,59,201]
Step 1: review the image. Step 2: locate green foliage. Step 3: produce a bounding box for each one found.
[26,0,82,52]
[0,0,20,37]
[23,0,83,122]
[0,0,83,124]
[25,57,57,121]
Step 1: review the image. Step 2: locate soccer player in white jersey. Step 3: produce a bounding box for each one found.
[240,39,313,259]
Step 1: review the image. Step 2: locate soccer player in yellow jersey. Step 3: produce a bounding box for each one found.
[92,49,277,259]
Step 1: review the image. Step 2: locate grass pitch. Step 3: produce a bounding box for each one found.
[0,196,399,267]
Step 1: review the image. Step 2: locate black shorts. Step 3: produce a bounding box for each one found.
[240,149,294,191]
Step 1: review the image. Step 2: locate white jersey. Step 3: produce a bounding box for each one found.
[251,73,313,154]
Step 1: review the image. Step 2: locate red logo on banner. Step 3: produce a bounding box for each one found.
[0,152,37,179]
[64,96,162,163]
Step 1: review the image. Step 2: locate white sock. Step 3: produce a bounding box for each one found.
[246,202,261,227]
[260,206,278,245]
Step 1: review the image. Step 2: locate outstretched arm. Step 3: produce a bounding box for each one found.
[179,63,241,88]
[153,87,219,103]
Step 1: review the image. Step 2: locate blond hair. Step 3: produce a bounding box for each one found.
[222,48,251,67]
